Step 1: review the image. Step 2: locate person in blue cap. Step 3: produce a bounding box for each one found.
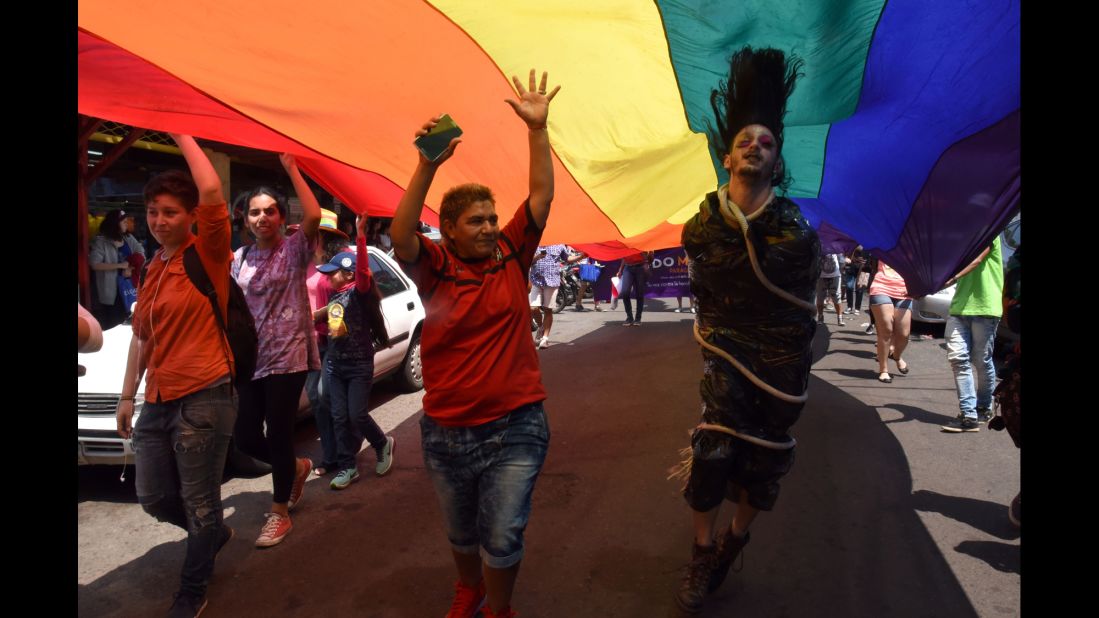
[315,214,395,490]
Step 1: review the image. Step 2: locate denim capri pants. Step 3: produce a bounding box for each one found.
[420,402,550,569]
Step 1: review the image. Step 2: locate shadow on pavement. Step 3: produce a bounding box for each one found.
[954,540,1020,574]
[79,490,271,617]
[78,319,980,617]
[536,320,976,617]
[911,490,1020,541]
[829,335,877,346]
[879,403,957,428]
[832,367,887,380]
[831,348,877,361]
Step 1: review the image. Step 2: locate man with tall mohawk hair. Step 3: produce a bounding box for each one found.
[672,46,820,613]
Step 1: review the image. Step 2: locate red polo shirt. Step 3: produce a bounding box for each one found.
[399,200,546,427]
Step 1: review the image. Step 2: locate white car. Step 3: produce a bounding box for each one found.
[78,247,426,466]
[78,320,145,466]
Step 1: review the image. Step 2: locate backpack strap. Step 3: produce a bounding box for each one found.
[182,245,228,333]
[182,245,238,385]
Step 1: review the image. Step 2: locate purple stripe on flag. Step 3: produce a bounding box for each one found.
[877,110,1020,298]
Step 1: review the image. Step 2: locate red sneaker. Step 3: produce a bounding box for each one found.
[254,512,292,548]
[445,579,485,618]
[288,457,312,511]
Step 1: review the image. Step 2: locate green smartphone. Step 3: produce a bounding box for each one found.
[414,114,463,162]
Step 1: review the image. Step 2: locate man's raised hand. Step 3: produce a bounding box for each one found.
[506,69,560,129]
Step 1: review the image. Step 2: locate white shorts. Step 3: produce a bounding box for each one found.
[529,285,559,309]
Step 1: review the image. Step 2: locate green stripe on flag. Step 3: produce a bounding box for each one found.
[656,0,886,198]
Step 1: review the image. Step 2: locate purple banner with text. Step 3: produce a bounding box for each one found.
[592,247,691,301]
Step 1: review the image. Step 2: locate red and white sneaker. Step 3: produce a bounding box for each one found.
[288,457,312,511]
[254,512,292,548]
[445,579,485,618]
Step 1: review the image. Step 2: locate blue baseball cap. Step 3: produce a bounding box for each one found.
[317,251,356,274]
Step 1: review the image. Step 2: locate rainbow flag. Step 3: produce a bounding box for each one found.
[79,0,1018,296]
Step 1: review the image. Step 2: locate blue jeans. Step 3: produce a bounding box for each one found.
[945,315,999,420]
[308,343,336,469]
[133,382,236,596]
[326,356,384,471]
[843,272,863,310]
[420,402,550,569]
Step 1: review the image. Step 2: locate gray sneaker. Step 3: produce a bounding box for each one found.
[941,417,980,433]
[977,407,993,423]
[376,436,395,476]
[330,468,360,490]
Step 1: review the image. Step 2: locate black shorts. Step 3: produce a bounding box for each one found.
[684,427,795,512]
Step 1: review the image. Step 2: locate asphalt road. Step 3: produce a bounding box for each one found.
[77,299,1020,617]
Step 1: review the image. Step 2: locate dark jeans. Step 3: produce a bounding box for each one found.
[133,382,236,596]
[620,264,649,321]
[843,272,864,311]
[307,343,336,469]
[326,356,384,471]
[235,371,308,504]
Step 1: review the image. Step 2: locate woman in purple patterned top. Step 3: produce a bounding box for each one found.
[231,153,322,548]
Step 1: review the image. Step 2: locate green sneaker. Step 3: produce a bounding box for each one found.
[376,436,396,476]
[330,468,359,490]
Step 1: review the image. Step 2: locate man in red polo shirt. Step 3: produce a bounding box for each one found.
[390,69,560,618]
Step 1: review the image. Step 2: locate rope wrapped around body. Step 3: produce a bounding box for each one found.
[668,192,818,485]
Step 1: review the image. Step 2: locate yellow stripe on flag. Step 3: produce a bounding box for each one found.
[430,0,717,237]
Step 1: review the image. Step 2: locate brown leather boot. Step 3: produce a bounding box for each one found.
[709,528,750,592]
[675,543,719,614]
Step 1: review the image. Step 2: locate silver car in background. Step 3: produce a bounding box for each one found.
[911,284,956,324]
